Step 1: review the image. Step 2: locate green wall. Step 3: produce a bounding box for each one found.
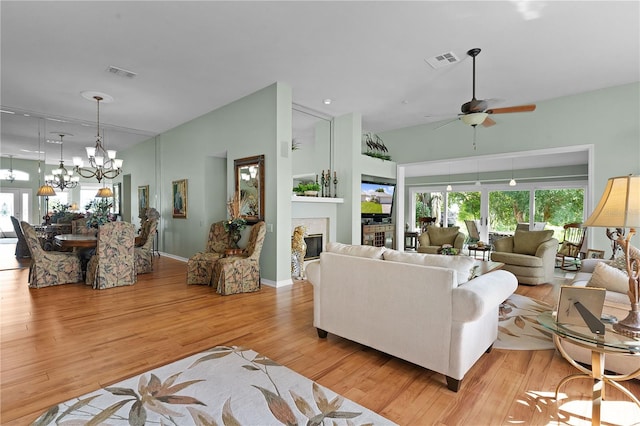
[379,82,640,251]
[120,82,293,285]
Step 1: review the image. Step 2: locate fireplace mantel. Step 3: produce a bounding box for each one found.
[291,195,344,204]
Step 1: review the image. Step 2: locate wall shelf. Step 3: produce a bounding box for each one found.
[291,195,344,204]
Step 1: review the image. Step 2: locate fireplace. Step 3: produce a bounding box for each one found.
[304,234,323,260]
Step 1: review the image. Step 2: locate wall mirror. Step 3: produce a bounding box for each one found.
[235,154,265,223]
[292,104,333,182]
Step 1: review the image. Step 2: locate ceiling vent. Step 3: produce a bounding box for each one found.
[425,51,460,69]
[107,65,137,79]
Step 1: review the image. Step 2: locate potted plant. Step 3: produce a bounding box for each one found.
[293,182,321,197]
[224,192,248,248]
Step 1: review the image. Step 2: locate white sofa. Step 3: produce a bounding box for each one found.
[305,243,518,392]
[563,258,640,376]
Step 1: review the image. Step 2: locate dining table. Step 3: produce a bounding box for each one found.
[54,234,98,249]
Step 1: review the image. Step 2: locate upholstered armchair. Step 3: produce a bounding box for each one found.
[135,219,158,274]
[213,221,266,295]
[186,221,230,285]
[11,216,30,258]
[20,221,83,288]
[491,229,559,285]
[417,226,465,255]
[86,222,137,289]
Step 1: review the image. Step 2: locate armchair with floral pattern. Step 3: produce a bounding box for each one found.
[213,221,266,295]
[135,219,158,274]
[186,221,230,285]
[20,221,83,288]
[86,222,137,289]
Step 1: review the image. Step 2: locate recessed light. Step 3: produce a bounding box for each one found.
[323,99,332,105]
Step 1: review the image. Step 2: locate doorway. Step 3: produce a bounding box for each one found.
[0,188,31,237]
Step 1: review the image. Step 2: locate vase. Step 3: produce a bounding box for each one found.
[229,227,242,249]
[304,190,318,197]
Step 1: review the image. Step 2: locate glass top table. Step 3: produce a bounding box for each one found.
[538,311,640,354]
[537,311,640,425]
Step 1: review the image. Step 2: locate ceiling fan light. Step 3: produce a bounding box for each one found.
[461,112,488,126]
[509,178,517,186]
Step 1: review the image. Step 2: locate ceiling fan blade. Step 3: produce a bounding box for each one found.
[482,117,496,128]
[486,104,536,114]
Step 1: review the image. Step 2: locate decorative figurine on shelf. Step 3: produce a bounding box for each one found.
[333,171,338,198]
[324,169,331,198]
[320,172,326,197]
[291,225,307,280]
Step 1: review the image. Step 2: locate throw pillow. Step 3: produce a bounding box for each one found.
[428,226,460,246]
[586,261,629,294]
[383,250,475,285]
[513,230,554,256]
[326,242,386,259]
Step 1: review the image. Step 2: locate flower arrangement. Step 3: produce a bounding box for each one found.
[85,199,114,228]
[224,192,248,248]
[440,244,458,256]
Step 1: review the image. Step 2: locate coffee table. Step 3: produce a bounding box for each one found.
[538,311,640,425]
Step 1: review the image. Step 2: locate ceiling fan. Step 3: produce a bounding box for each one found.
[458,48,536,128]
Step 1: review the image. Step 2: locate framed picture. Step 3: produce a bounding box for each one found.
[234,155,264,224]
[172,179,188,218]
[112,183,121,216]
[557,286,606,329]
[138,185,149,217]
[586,249,605,259]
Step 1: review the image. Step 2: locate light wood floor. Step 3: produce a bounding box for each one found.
[1,251,639,425]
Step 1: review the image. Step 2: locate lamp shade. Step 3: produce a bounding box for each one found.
[37,185,56,197]
[96,187,113,198]
[460,112,488,126]
[584,175,640,228]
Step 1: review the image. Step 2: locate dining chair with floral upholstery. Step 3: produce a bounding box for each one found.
[86,222,137,289]
[20,221,83,288]
[186,221,230,285]
[213,221,266,295]
[71,217,97,236]
[11,216,30,258]
[135,219,158,274]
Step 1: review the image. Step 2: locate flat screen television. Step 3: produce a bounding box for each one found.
[361,180,396,221]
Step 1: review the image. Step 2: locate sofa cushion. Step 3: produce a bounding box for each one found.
[427,226,460,246]
[586,261,629,294]
[326,242,385,259]
[513,230,554,256]
[383,249,475,284]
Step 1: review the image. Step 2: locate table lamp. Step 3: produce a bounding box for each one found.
[583,174,640,337]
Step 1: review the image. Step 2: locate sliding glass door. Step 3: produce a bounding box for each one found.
[410,182,586,246]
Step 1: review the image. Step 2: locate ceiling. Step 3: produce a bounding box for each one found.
[1,1,638,172]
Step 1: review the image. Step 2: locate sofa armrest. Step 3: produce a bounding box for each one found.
[535,238,559,258]
[452,270,518,322]
[493,236,514,253]
[580,258,612,273]
[305,259,320,286]
[418,232,431,247]
[453,232,466,251]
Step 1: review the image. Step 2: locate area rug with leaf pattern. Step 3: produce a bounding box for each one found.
[33,345,396,426]
[495,293,555,351]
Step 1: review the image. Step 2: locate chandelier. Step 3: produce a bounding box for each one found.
[46,134,79,190]
[5,155,15,183]
[73,95,123,183]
